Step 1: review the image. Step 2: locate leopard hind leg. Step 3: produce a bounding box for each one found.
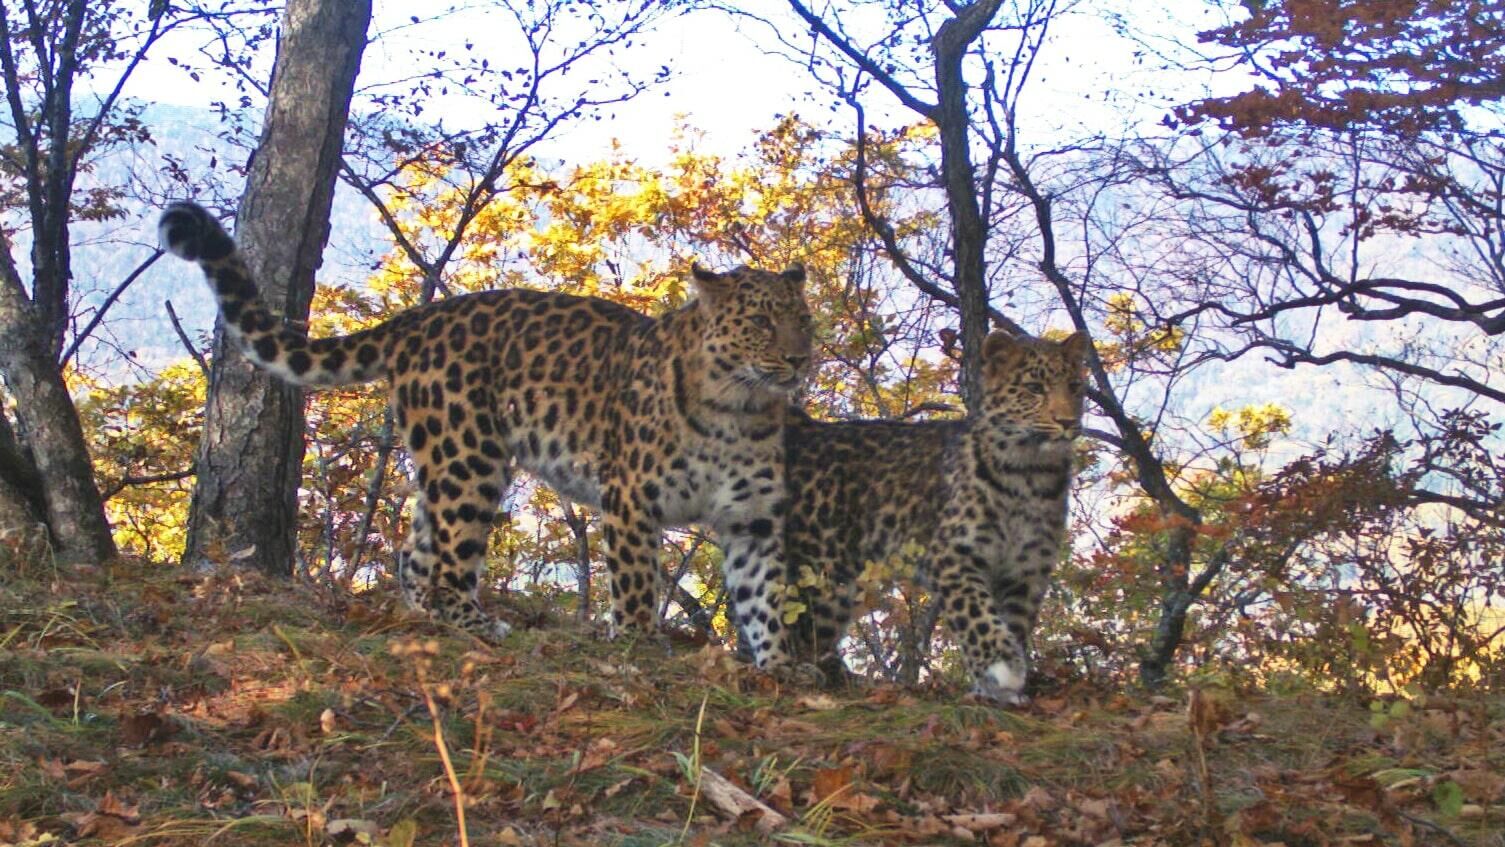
[398,387,515,643]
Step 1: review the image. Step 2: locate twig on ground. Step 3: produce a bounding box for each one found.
[698,767,789,834]
[420,671,470,847]
[1396,810,1468,847]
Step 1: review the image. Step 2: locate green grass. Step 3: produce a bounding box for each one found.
[0,557,1499,846]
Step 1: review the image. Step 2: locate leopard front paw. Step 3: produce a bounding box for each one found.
[970,660,1028,707]
[603,617,672,651]
[487,618,514,642]
[764,659,826,689]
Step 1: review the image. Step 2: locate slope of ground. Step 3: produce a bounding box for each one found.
[1,556,1501,846]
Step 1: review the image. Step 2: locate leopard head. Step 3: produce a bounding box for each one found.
[979,330,1089,443]
[690,262,814,401]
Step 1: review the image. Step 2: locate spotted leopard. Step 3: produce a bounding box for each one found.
[783,330,1088,701]
[159,201,814,668]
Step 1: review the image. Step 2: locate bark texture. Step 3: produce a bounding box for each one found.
[0,344,110,558]
[0,0,119,562]
[931,0,1003,412]
[183,0,371,574]
[0,409,47,541]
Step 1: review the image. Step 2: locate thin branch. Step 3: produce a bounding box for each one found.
[1261,343,1505,405]
[785,0,937,118]
[104,467,195,500]
[349,409,397,576]
[849,99,1025,336]
[897,401,960,419]
[164,299,210,378]
[61,249,163,366]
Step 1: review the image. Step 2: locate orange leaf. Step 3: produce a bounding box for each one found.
[811,765,853,805]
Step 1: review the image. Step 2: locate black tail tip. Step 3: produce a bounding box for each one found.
[158,202,236,262]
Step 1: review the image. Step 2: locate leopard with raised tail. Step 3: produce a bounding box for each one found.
[159,201,814,670]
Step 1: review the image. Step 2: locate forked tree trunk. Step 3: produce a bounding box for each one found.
[0,0,118,564]
[0,408,48,539]
[0,310,116,562]
[182,0,371,575]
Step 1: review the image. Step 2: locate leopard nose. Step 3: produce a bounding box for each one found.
[786,353,810,370]
[1055,417,1078,431]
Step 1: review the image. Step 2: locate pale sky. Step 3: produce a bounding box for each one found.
[93,0,1454,455]
[121,0,1221,167]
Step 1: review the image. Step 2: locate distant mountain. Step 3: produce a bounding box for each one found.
[65,102,392,377]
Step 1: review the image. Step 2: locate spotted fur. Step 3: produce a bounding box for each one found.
[159,202,814,667]
[783,331,1088,701]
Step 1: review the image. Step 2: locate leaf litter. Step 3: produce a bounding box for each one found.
[0,558,1499,846]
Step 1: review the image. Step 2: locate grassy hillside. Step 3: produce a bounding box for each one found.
[1,556,1500,846]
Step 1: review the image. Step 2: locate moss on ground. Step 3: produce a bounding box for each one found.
[1,557,1499,846]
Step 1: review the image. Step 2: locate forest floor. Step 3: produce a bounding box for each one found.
[1,556,1501,847]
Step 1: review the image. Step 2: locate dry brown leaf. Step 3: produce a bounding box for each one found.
[811,765,854,805]
[552,690,580,715]
[63,790,141,842]
[834,792,882,813]
[0,818,55,847]
[765,776,794,814]
[96,791,139,822]
[570,736,618,774]
[1020,785,1054,811]
[1448,767,1505,802]
[944,812,1018,830]
[119,712,176,747]
[62,812,134,842]
[794,693,840,711]
[1187,688,1234,738]
[225,770,258,790]
[1075,796,1112,819]
[63,759,106,789]
[603,777,636,798]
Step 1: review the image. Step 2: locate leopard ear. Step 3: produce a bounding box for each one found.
[781,261,806,287]
[982,330,1019,360]
[690,263,735,301]
[1059,331,1090,362]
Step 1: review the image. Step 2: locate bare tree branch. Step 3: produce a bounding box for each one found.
[61,249,164,366]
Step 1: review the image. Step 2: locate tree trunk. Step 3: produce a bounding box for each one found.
[0,407,47,539]
[0,322,116,562]
[1138,523,1197,689]
[183,0,371,575]
[932,0,1003,412]
[562,500,593,622]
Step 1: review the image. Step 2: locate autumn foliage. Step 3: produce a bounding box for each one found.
[2,558,1502,845]
[2,0,1504,840]
[1179,0,1504,136]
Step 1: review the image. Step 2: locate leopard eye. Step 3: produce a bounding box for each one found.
[750,315,774,331]
[1022,381,1045,395]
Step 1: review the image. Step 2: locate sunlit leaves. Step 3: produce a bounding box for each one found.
[78,362,205,559]
[1206,403,1292,451]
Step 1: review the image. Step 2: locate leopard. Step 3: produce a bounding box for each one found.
[781,330,1088,702]
[158,201,815,670]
